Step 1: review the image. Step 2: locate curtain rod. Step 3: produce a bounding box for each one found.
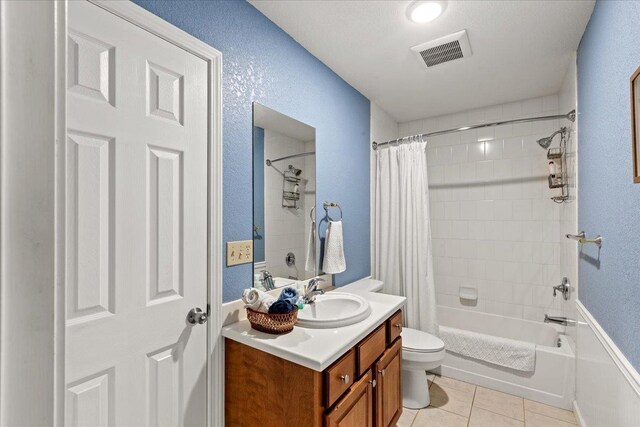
[266,151,315,166]
[372,110,576,150]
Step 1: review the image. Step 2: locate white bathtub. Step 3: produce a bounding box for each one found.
[433,306,575,409]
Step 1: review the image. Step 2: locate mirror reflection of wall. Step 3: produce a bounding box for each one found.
[253,103,317,289]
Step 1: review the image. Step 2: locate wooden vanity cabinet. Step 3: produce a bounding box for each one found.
[225,310,403,427]
[374,339,402,427]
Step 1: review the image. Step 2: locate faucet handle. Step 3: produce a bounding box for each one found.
[307,277,326,292]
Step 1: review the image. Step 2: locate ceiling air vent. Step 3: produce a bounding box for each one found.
[411,30,472,68]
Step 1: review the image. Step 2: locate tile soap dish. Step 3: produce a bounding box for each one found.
[459,287,478,301]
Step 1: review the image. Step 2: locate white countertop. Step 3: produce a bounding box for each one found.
[222,278,406,371]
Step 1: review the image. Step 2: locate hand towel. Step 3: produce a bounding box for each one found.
[268,299,295,314]
[242,288,276,313]
[278,287,299,305]
[322,220,346,274]
[305,219,316,273]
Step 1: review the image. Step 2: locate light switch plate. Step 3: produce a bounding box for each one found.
[226,240,253,266]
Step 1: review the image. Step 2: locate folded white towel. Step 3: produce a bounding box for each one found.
[439,326,536,372]
[322,220,346,274]
[305,219,316,273]
[242,288,276,313]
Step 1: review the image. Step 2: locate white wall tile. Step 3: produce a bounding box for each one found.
[402,95,567,321]
[468,141,486,162]
[451,144,468,163]
[485,139,503,160]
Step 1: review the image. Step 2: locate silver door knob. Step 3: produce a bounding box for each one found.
[187,307,208,325]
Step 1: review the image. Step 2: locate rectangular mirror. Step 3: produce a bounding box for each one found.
[253,103,317,289]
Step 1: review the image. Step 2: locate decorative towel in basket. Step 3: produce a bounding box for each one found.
[247,307,299,334]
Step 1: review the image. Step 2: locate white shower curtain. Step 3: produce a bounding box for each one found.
[373,137,438,334]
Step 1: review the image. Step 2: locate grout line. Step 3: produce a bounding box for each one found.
[467,385,477,427]
[472,403,525,423]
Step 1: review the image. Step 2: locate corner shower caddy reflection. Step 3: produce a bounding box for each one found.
[266,152,316,209]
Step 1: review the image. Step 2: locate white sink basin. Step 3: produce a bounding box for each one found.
[296,292,371,328]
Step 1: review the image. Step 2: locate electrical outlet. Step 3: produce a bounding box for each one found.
[226,240,253,266]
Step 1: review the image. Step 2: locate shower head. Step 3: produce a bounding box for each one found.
[537,136,554,149]
[537,128,566,150]
[288,165,302,176]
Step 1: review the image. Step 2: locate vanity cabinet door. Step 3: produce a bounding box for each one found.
[325,371,373,427]
[374,339,402,427]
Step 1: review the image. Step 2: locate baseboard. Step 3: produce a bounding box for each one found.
[576,300,640,397]
[573,400,587,427]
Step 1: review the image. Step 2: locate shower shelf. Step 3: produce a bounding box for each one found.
[547,143,569,203]
[282,170,301,208]
[547,148,562,159]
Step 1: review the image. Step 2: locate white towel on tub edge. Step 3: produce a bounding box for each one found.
[439,325,536,372]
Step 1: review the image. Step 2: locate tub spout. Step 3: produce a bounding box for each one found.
[544,315,575,326]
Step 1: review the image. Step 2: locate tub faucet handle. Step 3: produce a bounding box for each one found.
[552,277,570,301]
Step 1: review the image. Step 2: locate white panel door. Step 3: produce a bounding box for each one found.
[65,2,208,426]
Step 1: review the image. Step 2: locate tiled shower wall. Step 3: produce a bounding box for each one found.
[263,130,312,279]
[400,95,570,322]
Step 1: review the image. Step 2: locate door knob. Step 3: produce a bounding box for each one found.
[188,307,208,325]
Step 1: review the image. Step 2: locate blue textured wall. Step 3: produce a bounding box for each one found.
[253,126,265,263]
[578,0,640,370]
[134,0,371,302]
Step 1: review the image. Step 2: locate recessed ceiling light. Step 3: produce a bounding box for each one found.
[407,1,447,23]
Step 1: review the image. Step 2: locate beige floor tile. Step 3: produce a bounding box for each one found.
[433,375,477,394]
[525,411,578,427]
[395,408,417,427]
[469,407,524,427]
[412,407,468,427]
[430,383,475,417]
[473,386,524,421]
[524,400,577,424]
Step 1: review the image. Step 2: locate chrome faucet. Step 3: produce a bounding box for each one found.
[260,270,275,291]
[552,277,571,301]
[544,315,575,326]
[303,277,326,304]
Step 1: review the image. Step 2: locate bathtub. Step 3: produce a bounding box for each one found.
[433,306,575,409]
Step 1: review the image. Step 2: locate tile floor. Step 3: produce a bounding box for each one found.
[396,374,577,427]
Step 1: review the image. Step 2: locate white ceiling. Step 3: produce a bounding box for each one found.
[249,0,595,122]
[254,102,315,141]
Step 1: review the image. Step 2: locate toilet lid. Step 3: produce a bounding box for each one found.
[401,328,445,353]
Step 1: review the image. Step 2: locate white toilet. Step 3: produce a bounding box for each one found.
[400,327,446,409]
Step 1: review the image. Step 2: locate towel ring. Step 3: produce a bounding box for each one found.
[323,201,343,221]
[310,206,315,221]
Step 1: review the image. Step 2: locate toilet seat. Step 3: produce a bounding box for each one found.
[401,327,445,353]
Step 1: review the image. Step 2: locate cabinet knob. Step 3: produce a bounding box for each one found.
[378,369,385,377]
[369,379,377,388]
[340,374,350,383]
[394,323,402,329]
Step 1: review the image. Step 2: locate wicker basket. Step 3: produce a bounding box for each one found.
[246,307,299,334]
